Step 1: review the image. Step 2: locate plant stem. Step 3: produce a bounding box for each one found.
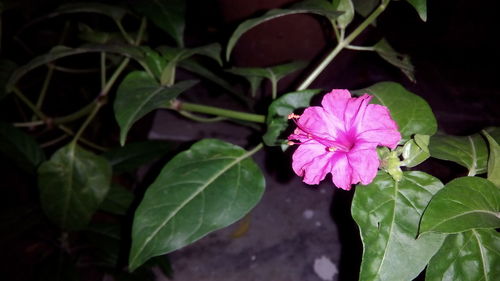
[12,87,46,120]
[297,1,389,90]
[100,57,129,97]
[345,45,376,51]
[178,111,228,123]
[170,100,266,123]
[115,20,134,44]
[100,52,106,89]
[71,103,101,144]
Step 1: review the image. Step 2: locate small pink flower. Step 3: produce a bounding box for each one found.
[288,89,401,190]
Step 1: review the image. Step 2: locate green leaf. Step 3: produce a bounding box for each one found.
[401,134,430,167]
[226,0,340,60]
[99,184,134,215]
[0,59,16,100]
[38,143,112,230]
[420,176,500,234]
[56,2,128,21]
[426,229,500,281]
[406,0,427,22]
[354,81,437,141]
[132,0,186,47]
[103,141,172,173]
[85,222,122,267]
[335,0,355,28]
[159,43,222,66]
[7,44,144,90]
[429,133,488,176]
[263,89,320,146]
[351,0,378,17]
[129,139,265,271]
[0,122,45,174]
[77,23,125,44]
[352,171,445,281]
[114,71,197,145]
[484,126,500,143]
[482,130,500,187]
[374,38,415,82]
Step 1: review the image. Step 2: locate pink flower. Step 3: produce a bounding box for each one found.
[288,89,401,190]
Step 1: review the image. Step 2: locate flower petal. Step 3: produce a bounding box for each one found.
[347,148,380,185]
[328,152,353,190]
[293,106,343,141]
[356,103,401,149]
[322,91,372,131]
[292,141,332,185]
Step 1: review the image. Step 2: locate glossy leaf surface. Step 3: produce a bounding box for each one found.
[0,122,45,174]
[352,171,445,281]
[226,0,340,60]
[483,130,500,187]
[129,139,265,271]
[401,135,430,167]
[406,0,427,21]
[263,89,320,146]
[429,133,488,176]
[420,176,500,234]
[374,38,415,82]
[355,81,437,141]
[38,143,111,230]
[114,71,197,145]
[426,229,500,281]
[132,0,186,47]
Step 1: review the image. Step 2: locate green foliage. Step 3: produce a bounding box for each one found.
[55,2,128,22]
[226,0,340,60]
[99,184,134,216]
[114,71,197,145]
[355,81,437,141]
[352,171,445,281]
[406,0,427,22]
[0,122,45,174]
[132,0,186,47]
[38,143,112,230]
[335,0,355,28]
[429,133,488,176]
[401,134,430,167]
[420,177,500,234]
[374,38,415,82]
[426,229,500,281]
[482,130,500,187]
[263,89,320,146]
[129,139,265,270]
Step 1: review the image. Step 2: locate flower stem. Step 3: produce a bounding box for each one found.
[170,100,266,123]
[12,87,46,120]
[297,1,389,90]
[71,102,101,144]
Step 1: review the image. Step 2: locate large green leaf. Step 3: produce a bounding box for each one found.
[354,82,437,141]
[38,143,112,230]
[263,89,320,146]
[406,0,427,22]
[129,139,265,271]
[426,229,500,281]
[132,0,186,47]
[351,0,378,17]
[0,122,45,174]
[429,133,488,176]
[482,130,500,187]
[374,38,415,82]
[0,59,16,100]
[103,141,172,173]
[226,0,340,60]
[420,177,500,234]
[114,71,197,145]
[352,171,445,281]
